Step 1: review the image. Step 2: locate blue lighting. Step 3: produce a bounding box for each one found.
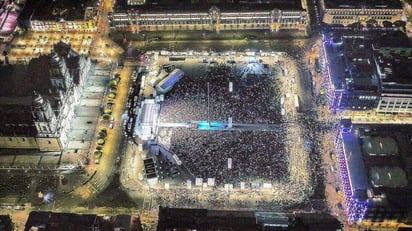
[335,130,368,224]
[197,121,228,130]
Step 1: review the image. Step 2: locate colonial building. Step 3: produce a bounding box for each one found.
[111,0,308,33]
[0,42,91,151]
[320,0,405,28]
[18,0,102,32]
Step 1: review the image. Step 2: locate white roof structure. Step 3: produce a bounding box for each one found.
[135,99,158,140]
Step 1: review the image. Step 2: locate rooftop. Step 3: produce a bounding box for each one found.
[326,35,380,92]
[376,54,412,93]
[324,0,402,9]
[0,2,22,35]
[24,211,132,231]
[0,42,83,97]
[20,0,99,21]
[341,124,412,211]
[369,166,408,188]
[0,215,13,231]
[157,207,342,231]
[0,64,31,97]
[116,0,304,12]
[372,31,412,49]
[361,136,399,156]
[342,132,371,200]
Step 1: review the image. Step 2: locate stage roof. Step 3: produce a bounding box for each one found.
[140,99,156,124]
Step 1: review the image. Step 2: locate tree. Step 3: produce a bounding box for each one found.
[98,131,107,138]
[97,139,105,145]
[108,92,116,99]
[94,150,103,159]
[102,114,111,120]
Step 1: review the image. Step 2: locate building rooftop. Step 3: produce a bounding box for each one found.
[0,42,83,98]
[342,132,371,200]
[372,32,412,49]
[0,215,13,231]
[157,207,342,231]
[116,0,304,12]
[375,54,412,94]
[341,124,412,211]
[20,0,99,21]
[24,211,133,231]
[0,64,31,97]
[327,35,379,92]
[0,2,22,36]
[361,136,399,156]
[323,0,402,10]
[369,166,408,188]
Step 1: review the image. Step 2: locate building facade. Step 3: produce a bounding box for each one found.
[18,0,102,32]
[320,0,404,28]
[111,1,308,33]
[0,42,91,151]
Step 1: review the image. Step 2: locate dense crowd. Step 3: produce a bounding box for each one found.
[159,64,282,124]
[152,60,331,209]
[158,128,288,185]
[157,64,290,185]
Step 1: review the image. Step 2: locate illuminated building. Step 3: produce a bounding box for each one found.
[320,0,404,28]
[111,0,308,33]
[335,122,412,227]
[18,0,102,32]
[323,32,412,114]
[325,35,380,110]
[0,1,22,38]
[0,42,91,151]
[157,207,342,231]
[127,0,146,5]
